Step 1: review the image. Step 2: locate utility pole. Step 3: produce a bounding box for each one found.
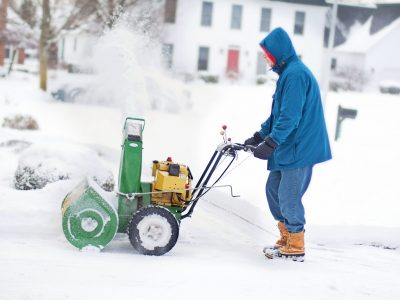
[322,0,338,109]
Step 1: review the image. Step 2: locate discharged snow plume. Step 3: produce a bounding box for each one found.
[83,16,190,119]
[91,23,151,118]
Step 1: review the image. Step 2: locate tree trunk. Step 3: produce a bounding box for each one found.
[39,0,50,91]
[47,42,58,69]
[0,0,9,67]
[7,48,16,74]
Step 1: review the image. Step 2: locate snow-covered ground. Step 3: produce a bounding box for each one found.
[1,69,400,300]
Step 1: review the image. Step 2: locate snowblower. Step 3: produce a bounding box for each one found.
[61,117,254,255]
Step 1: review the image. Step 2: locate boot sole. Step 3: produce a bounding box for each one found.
[277,252,305,262]
[263,249,305,262]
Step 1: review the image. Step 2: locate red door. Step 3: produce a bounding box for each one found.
[227,49,239,77]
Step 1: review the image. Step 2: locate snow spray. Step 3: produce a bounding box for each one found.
[89,9,189,122]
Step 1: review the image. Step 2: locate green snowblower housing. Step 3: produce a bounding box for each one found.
[62,118,187,255]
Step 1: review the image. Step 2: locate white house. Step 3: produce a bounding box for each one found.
[162,0,329,83]
[58,0,330,84]
[332,16,400,91]
[59,31,98,72]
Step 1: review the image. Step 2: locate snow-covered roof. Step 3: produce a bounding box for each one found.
[335,16,400,53]
[269,0,328,6]
[374,0,400,3]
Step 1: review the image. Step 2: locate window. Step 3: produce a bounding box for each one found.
[5,48,10,59]
[201,2,213,27]
[231,5,242,29]
[73,37,78,52]
[198,47,209,71]
[164,0,177,23]
[162,43,174,69]
[260,8,272,32]
[257,52,266,75]
[294,11,305,35]
[331,58,337,71]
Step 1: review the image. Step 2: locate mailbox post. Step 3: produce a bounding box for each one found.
[335,105,358,141]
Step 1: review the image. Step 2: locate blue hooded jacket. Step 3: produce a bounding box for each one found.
[258,27,332,170]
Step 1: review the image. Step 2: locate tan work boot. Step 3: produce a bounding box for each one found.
[278,231,305,259]
[275,221,289,249]
[263,221,288,256]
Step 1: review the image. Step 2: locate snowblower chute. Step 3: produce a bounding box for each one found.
[62,118,255,255]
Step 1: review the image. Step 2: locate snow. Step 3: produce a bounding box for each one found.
[80,244,101,253]
[1,31,400,300]
[14,141,114,190]
[1,73,399,300]
[380,80,400,88]
[80,216,99,232]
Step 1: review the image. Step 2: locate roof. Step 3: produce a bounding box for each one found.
[269,0,329,6]
[335,16,400,53]
[271,0,400,6]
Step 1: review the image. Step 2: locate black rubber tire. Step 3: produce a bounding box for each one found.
[128,206,179,256]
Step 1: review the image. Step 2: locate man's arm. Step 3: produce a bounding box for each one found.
[269,75,306,145]
[259,116,272,139]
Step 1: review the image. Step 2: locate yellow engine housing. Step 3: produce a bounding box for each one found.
[151,159,192,208]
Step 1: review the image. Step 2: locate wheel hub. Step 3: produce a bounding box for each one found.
[137,214,172,250]
[146,224,163,241]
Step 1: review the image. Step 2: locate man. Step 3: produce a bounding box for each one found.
[244,27,331,261]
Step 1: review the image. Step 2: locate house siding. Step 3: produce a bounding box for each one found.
[162,0,328,83]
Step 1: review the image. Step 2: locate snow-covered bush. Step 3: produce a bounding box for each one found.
[256,75,267,85]
[0,140,32,153]
[379,81,400,95]
[2,114,39,130]
[15,165,69,190]
[14,143,115,191]
[330,66,369,92]
[199,74,219,84]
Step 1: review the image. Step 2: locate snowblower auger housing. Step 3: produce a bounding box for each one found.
[62,118,253,255]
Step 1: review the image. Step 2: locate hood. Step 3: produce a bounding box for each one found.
[259,27,297,71]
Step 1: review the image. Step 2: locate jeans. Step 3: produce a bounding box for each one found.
[265,166,313,233]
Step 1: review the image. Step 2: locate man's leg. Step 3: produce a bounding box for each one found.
[264,171,289,252]
[278,166,313,233]
[266,171,284,222]
[276,166,313,259]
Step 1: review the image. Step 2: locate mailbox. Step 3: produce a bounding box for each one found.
[335,105,358,141]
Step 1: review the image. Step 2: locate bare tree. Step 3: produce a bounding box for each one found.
[11,0,162,90]
[95,0,140,29]
[19,0,36,28]
[11,0,99,90]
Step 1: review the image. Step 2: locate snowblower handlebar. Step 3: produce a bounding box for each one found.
[217,142,256,154]
[181,142,254,219]
[230,143,256,153]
